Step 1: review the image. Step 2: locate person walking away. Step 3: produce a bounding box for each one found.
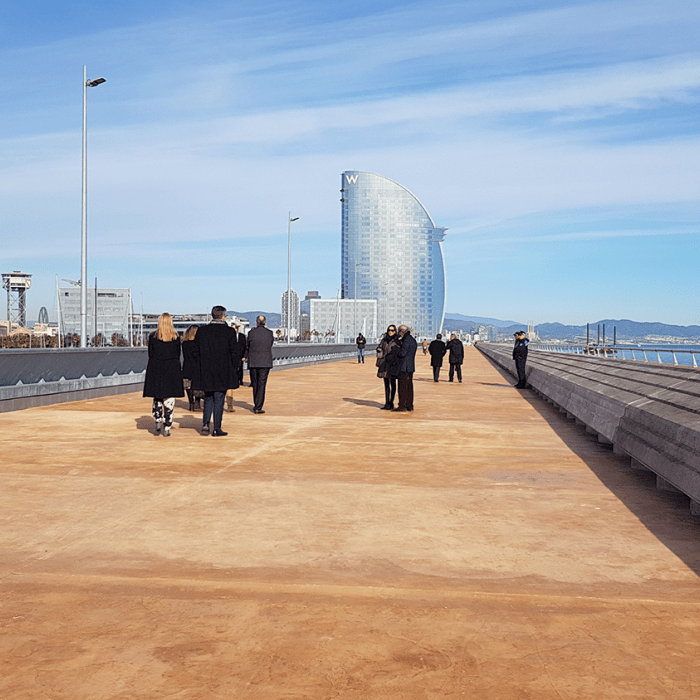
[422,339,429,355]
[446,334,464,383]
[236,324,247,384]
[247,315,274,414]
[226,322,248,412]
[513,331,529,388]
[375,325,399,410]
[181,325,202,411]
[356,333,366,363]
[193,305,240,436]
[428,333,447,382]
[393,325,417,412]
[143,313,184,436]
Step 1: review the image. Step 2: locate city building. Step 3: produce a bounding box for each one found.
[306,297,378,343]
[281,288,300,339]
[0,320,20,336]
[58,287,132,343]
[299,291,318,339]
[340,171,447,337]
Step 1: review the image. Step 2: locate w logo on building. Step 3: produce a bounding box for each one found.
[345,174,359,185]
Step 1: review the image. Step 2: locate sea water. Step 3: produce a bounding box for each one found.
[612,344,700,368]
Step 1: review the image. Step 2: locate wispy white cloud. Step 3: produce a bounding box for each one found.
[463,227,700,246]
[1,0,699,323]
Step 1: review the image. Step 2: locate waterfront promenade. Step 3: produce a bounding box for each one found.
[1,348,699,698]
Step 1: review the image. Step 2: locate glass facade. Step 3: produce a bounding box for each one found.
[58,287,131,341]
[306,298,378,343]
[341,171,446,337]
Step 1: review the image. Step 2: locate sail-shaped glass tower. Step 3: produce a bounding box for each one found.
[340,171,447,337]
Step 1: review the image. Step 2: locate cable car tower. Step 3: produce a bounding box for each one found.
[2,271,32,329]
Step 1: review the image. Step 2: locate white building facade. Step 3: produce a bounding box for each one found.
[58,287,131,342]
[340,171,447,337]
[281,288,300,339]
[305,298,378,343]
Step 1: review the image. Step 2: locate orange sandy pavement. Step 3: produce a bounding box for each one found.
[1,347,699,699]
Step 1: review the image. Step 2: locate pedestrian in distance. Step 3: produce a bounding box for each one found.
[193,305,241,436]
[393,325,417,412]
[143,313,185,437]
[356,333,366,363]
[446,333,464,383]
[513,331,529,388]
[376,324,399,410]
[428,333,447,382]
[422,339,429,355]
[181,325,202,412]
[247,315,274,414]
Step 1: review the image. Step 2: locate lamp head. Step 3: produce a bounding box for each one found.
[86,77,106,87]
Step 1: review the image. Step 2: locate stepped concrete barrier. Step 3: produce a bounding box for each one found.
[0,344,374,413]
[476,342,700,515]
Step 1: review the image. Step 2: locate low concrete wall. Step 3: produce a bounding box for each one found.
[0,344,374,413]
[476,342,700,514]
[0,348,148,412]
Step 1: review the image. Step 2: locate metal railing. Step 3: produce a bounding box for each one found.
[272,343,376,367]
[527,344,700,368]
[0,343,377,411]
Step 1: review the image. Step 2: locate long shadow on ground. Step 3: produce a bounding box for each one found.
[481,353,700,580]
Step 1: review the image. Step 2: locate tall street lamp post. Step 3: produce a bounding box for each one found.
[286,213,299,345]
[81,66,106,348]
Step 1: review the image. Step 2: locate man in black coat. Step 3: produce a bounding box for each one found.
[247,315,274,414]
[393,325,417,412]
[193,305,240,436]
[446,333,464,383]
[513,331,529,388]
[428,333,447,382]
[234,323,247,385]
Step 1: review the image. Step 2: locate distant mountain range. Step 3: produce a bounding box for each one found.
[443,314,700,340]
[227,311,699,340]
[444,313,522,328]
[531,319,700,341]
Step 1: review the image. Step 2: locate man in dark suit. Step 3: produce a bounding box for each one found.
[446,333,464,383]
[428,333,447,382]
[247,315,274,414]
[193,305,240,436]
[393,325,417,412]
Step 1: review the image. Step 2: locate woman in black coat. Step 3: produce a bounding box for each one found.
[181,325,201,412]
[375,325,399,410]
[143,313,184,436]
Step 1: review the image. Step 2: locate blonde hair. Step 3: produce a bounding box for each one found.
[183,325,198,342]
[156,313,178,342]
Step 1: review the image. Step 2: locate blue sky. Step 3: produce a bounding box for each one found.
[1,0,698,326]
